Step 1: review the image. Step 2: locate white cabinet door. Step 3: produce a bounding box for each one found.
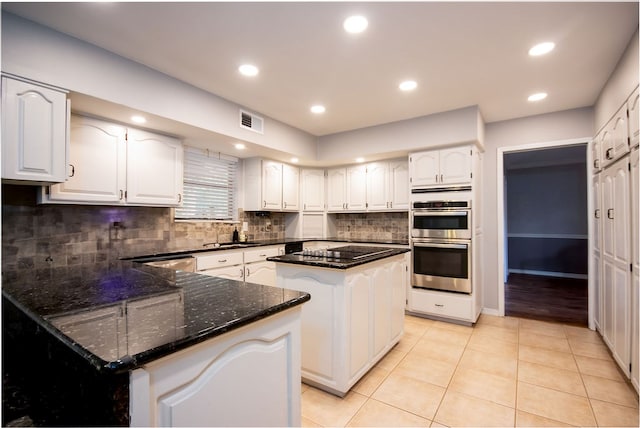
[50,305,126,361]
[630,149,639,390]
[409,151,439,187]
[601,156,631,375]
[2,76,68,183]
[389,160,409,210]
[366,162,389,211]
[390,257,407,342]
[245,261,276,287]
[127,292,185,356]
[49,115,126,202]
[592,133,603,173]
[301,169,325,211]
[592,174,603,331]
[126,128,183,206]
[346,271,370,378]
[327,168,347,211]
[346,165,367,211]
[439,146,472,185]
[371,265,391,361]
[261,160,283,210]
[603,105,629,167]
[628,88,639,148]
[282,163,299,211]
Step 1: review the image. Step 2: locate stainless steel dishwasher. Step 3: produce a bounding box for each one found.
[131,255,196,272]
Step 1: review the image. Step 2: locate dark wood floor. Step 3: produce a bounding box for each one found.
[505,273,588,326]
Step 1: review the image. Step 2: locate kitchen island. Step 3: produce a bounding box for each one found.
[2,261,310,426]
[268,245,409,396]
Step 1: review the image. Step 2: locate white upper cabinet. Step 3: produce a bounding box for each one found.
[2,75,68,184]
[327,165,367,212]
[301,169,325,211]
[628,87,639,148]
[409,145,472,187]
[366,159,409,211]
[592,132,603,173]
[282,163,300,211]
[126,128,184,206]
[243,158,299,211]
[44,115,183,207]
[602,104,629,168]
[49,116,126,202]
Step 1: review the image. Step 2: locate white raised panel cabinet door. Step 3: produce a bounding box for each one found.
[592,174,603,331]
[245,261,276,287]
[409,151,439,187]
[439,146,472,185]
[371,265,391,361]
[262,160,283,210]
[301,169,325,211]
[126,128,183,206]
[592,132,603,172]
[346,165,367,211]
[327,168,347,211]
[630,149,639,390]
[389,160,409,210]
[602,106,629,167]
[282,163,299,211]
[49,115,126,202]
[390,258,406,342]
[2,76,68,183]
[366,162,389,211]
[628,87,639,148]
[199,265,245,281]
[347,271,370,379]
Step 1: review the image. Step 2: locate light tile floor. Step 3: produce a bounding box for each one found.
[301,314,639,427]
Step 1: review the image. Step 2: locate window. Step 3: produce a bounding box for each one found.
[175,146,238,221]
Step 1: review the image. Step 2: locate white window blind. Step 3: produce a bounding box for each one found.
[175,147,238,221]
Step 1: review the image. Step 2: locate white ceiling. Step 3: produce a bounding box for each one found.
[2,2,638,138]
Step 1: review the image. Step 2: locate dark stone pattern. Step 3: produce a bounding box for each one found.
[331,211,409,242]
[267,247,410,269]
[2,261,310,373]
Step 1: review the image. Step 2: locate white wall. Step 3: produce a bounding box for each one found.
[1,12,318,160]
[594,29,639,132]
[317,105,483,164]
[482,107,594,311]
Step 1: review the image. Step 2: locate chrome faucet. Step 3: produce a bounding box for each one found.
[203,232,220,248]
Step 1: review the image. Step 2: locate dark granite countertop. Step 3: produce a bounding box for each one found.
[124,237,409,262]
[2,261,310,374]
[267,245,410,269]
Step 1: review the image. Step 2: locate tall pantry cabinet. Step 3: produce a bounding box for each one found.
[592,85,639,392]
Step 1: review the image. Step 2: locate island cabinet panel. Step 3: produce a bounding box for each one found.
[275,254,406,396]
[130,306,303,427]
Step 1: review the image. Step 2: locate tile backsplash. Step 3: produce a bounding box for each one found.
[1,184,284,270]
[331,212,409,242]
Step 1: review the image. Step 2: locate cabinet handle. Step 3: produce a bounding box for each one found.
[218,259,227,263]
[390,201,393,209]
[594,159,600,169]
[605,148,613,160]
[246,267,250,276]
[178,193,182,203]
[263,200,266,208]
[284,202,287,208]
[304,204,306,210]
[241,268,245,279]
[68,164,75,178]
[119,190,124,200]
[607,208,614,219]
[595,209,600,219]
[435,304,444,308]
[435,174,439,183]
[440,174,443,183]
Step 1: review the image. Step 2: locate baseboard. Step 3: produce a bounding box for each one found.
[508,269,588,280]
[481,308,501,316]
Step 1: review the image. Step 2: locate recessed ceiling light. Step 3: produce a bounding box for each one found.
[238,64,259,77]
[529,42,555,56]
[399,80,417,91]
[528,92,548,102]
[310,105,326,114]
[355,157,365,163]
[291,157,299,163]
[234,143,246,150]
[131,115,146,124]
[343,15,368,34]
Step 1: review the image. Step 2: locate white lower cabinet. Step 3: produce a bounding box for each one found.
[195,246,283,286]
[245,261,276,286]
[408,288,473,322]
[130,306,303,427]
[274,254,406,396]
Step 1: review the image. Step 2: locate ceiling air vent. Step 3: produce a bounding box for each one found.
[240,110,264,134]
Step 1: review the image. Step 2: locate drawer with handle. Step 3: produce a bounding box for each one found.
[196,250,244,271]
[243,246,281,264]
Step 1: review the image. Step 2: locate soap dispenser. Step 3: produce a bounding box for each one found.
[232,227,239,243]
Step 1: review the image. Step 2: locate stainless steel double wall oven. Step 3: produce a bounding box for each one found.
[410,187,472,294]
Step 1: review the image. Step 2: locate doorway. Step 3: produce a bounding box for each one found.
[498,141,590,326]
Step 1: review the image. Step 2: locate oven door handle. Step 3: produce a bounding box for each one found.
[413,242,468,250]
[412,211,468,217]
